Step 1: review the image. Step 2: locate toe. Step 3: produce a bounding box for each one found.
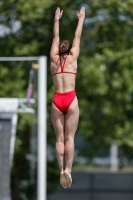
[60,174,67,189]
[64,171,72,188]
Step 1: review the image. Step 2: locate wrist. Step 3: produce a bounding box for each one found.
[54,19,59,22]
[78,18,84,24]
[78,18,84,22]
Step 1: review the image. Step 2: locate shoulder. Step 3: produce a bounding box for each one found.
[67,53,78,63]
[50,54,60,63]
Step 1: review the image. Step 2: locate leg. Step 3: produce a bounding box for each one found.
[51,102,67,188]
[64,97,79,187]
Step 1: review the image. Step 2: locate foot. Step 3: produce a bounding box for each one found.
[60,173,67,189]
[64,170,72,188]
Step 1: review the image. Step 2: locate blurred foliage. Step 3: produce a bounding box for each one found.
[0,0,133,199]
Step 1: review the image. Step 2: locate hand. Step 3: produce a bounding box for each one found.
[77,7,85,20]
[55,7,63,20]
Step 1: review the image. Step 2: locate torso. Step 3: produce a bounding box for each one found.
[50,54,77,93]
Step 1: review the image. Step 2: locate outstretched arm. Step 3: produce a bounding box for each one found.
[70,7,85,58]
[50,7,63,60]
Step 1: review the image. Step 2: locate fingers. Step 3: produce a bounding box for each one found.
[77,7,85,19]
[80,7,85,15]
[60,174,67,189]
[80,6,85,11]
[55,7,59,12]
[64,171,72,188]
[55,7,63,18]
[61,10,63,15]
[77,11,80,18]
[56,7,63,13]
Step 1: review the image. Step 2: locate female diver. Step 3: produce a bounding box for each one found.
[50,6,85,189]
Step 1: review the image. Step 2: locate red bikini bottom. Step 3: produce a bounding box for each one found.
[52,90,76,114]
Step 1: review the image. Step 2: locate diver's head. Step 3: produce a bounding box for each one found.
[59,40,72,55]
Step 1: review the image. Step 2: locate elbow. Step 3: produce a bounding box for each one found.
[75,34,81,39]
[53,35,59,39]
[53,33,59,37]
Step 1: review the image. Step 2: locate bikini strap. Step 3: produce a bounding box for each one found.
[60,55,67,72]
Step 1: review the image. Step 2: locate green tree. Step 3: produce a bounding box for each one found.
[76,0,133,159]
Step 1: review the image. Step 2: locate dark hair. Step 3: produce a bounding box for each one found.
[59,40,72,55]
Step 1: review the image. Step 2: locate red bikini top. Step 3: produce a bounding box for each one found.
[52,55,77,76]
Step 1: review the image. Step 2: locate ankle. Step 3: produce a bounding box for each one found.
[65,168,71,173]
[60,169,64,174]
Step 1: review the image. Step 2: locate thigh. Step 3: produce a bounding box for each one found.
[64,97,79,140]
[51,102,65,142]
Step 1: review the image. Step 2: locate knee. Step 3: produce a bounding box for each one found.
[56,135,64,144]
[64,135,74,143]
